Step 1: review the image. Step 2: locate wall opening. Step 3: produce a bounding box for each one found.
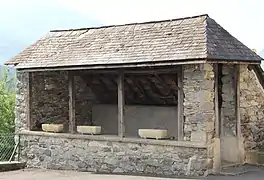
[30,68,179,139]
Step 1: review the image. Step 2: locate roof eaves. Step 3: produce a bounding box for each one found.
[206,58,261,64]
[15,58,208,71]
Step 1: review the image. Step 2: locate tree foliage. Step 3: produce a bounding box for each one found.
[0,69,15,134]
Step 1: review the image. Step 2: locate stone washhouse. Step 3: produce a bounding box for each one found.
[5,14,264,177]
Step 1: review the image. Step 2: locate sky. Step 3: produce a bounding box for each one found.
[0,0,263,65]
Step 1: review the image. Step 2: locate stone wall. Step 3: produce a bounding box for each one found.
[31,71,68,130]
[19,133,207,177]
[183,64,215,142]
[18,71,96,131]
[240,65,264,151]
[16,72,29,131]
[16,67,214,176]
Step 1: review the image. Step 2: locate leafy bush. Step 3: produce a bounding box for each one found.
[0,68,15,134]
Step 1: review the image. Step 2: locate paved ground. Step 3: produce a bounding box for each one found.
[209,171,264,180]
[0,168,264,180]
[0,169,196,180]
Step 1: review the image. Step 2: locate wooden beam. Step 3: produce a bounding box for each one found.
[206,59,260,65]
[27,72,33,130]
[158,74,178,99]
[80,75,108,102]
[146,76,168,104]
[118,70,125,137]
[234,64,244,163]
[79,68,182,75]
[124,78,138,104]
[17,60,207,72]
[68,71,76,133]
[214,64,220,138]
[128,76,150,102]
[137,77,165,104]
[234,65,241,136]
[177,66,184,140]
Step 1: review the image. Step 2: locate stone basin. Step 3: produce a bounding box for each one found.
[138,129,168,139]
[42,124,64,133]
[77,126,101,135]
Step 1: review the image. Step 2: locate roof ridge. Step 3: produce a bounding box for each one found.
[50,14,209,32]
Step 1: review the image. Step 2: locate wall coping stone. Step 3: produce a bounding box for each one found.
[19,130,206,148]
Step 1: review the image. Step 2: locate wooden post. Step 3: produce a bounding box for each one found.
[68,71,76,133]
[177,66,184,140]
[234,65,244,163]
[27,72,32,130]
[234,65,241,136]
[214,64,220,138]
[118,71,125,137]
[213,64,221,173]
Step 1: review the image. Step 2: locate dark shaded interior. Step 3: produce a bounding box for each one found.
[80,72,178,106]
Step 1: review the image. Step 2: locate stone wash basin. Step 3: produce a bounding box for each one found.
[77,126,101,135]
[42,124,64,133]
[138,129,168,139]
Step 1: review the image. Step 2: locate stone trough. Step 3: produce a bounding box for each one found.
[77,126,102,135]
[138,129,168,139]
[42,124,64,133]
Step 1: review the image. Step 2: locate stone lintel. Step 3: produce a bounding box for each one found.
[19,130,206,148]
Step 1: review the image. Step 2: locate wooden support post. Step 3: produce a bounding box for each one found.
[234,65,244,163]
[27,72,32,130]
[234,65,241,136]
[68,71,76,133]
[177,66,184,140]
[118,71,125,137]
[214,64,220,138]
[213,64,221,173]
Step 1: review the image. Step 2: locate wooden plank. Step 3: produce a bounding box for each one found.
[234,64,244,163]
[129,76,151,102]
[75,67,182,75]
[234,65,241,136]
[177,66,184,140]
[18,60,207,72]
[68,71,76,133]
[214,64,220,138]
[206,59,260,65]
[27,72,32,130]
[118,70,125,137]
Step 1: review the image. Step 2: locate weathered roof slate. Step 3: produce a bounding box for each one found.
[5,14,262,69]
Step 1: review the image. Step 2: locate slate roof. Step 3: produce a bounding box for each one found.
[5,14,262,69]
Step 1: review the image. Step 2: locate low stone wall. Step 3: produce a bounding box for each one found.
[19,131,207,177]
